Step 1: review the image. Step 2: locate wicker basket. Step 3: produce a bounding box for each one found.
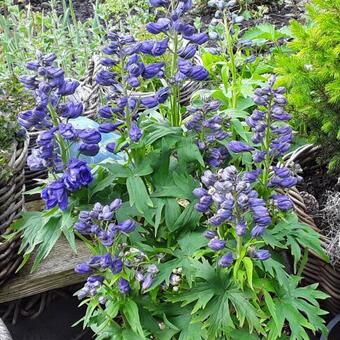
[284,144,340,314]
[0,137,29,286]
[78,55,203,117]
[24,130,48,202]
[0,318,12,340]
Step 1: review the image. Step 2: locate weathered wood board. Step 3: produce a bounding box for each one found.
[0,236,91,304]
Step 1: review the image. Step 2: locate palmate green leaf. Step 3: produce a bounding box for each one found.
[103,163,132,178]
[126,176,154,214]
[171,311,208,340]
[267,276,328,340]
[173,261,263,337]
[261,258,290,287]
[266,212,328,272]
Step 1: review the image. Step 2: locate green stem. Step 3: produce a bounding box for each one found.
[170,31,180,127]
[223,11,238,109]
[48,104,69,165]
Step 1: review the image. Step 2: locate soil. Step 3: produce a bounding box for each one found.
[14,0,96,22]
[13,0,309,27]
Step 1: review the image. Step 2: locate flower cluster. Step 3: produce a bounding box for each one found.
[74,199,136,246]
[227,75,296,209]
[74,201,159,299]
[194,165,272,266]
[185,100,230,167]
[18,53,103,170]
[97,32,170,150]
[41,159,93,210]
[147,0,209,83]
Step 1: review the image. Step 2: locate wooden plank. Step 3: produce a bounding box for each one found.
[0,236,91,303]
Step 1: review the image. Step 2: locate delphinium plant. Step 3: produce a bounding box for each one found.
[73,199,162,337]
[12,53,117,270]
[97,0,210,129]
[183,76,329,339]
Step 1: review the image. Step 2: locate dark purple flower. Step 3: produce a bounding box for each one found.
[243,169,262,183]
[177,44,197,59]
[218,252,234,267]
[79,143,100,156]
[95,70,117,86]
[146,18,171,34]
[117,219,136,233]
[110,199,122,211]
[63,159,93,191]
[128,122,142,142]
[235,218,246,235]
[253,150,266,163]
[140,92,158,107]
[228,141,253,153]
[156,87,170,103]
[203,230,217,239]
[174,20,196,37]
[58,102,83,118]
[208,238,225,251]
[26,60,40,71]
[59,123,78,140]
[189,65,209,81]
[255,249,271,260]
[106,142,116,153]
[57,80,79,96]
[78,129,102,144]
[100,57,117,67]
[41,179,68,210]
[110,256,123,274]
[98,122,123,133]
[75,263,91,274]
[118,278,130,294]
[272,194,293,211]
[149,0,169,7]
[143,62,165,79]
[142,273,154,291]
[193,187,208,198]
[251,225,266,238]
[184,32,209,45]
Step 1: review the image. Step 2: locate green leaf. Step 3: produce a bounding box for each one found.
[171,203,201,232]
[263,290,279,334]
[177,138,204,167]
[127,176,154,214]
[143,125,182,145]
[103,163,132,178]
[243,257,254,290]
[61,209,77,253]
[31,216,63,272]
[122,299,144,337]
[164,198,181,230]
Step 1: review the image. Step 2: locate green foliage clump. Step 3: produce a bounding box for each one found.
[103,0,149,17]
[275,0,340,172]
[0,111,22,181]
